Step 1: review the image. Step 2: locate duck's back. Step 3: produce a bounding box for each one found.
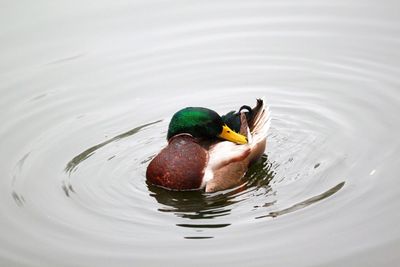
[205,99,270,192]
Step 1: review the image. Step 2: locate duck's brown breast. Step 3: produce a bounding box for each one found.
[146,135,208,190]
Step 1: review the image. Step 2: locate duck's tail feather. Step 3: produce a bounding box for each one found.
[248,98,270,144]
[222,98,270,144]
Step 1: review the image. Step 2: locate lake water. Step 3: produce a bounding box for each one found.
[1,0,400,266]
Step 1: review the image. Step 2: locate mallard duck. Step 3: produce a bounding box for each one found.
[146,98,270,192]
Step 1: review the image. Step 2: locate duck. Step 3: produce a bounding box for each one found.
[146,98,270,193]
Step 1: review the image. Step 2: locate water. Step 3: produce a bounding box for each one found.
[1,0,400,266]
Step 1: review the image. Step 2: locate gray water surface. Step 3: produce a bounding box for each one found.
[1,0,400,266]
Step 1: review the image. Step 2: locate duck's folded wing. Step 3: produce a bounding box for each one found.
[207,141,251,171]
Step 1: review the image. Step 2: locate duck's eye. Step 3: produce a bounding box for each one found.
[227,131,230,133]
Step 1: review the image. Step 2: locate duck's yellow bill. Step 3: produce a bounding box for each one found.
[219,125,248,144]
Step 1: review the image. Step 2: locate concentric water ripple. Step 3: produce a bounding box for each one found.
[1,0,400,266]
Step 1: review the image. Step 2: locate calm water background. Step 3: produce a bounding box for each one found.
[1,0,400,266]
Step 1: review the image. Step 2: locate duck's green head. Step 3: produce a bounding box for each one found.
[167,107,247,144]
